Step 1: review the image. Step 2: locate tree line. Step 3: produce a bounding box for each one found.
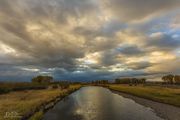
[31,75,70,89]
[115,78,146,85]
[32,75,53,84]
[31,74,180,87]
[162,74,180,84]
[91,80,109,84]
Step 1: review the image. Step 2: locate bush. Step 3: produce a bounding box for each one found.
[52,85,59,89]
[0,87,11,94]
[60,84,69,89]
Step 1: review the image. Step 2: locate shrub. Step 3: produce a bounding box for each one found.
[52,85,59,89]
[0,87,11,94]
[32,75,53,84]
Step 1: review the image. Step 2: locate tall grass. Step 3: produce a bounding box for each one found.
[0,85,81,120]
[109,84,180,107]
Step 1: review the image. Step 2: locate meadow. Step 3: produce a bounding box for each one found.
[109,84,180,107]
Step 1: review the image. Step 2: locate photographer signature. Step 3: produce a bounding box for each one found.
[4,111,22,118]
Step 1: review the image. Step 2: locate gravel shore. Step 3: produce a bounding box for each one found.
[111,90,180,120]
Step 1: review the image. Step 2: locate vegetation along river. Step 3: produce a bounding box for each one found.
[43,86,164,120]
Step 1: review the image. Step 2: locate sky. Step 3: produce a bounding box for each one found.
[0,0,180,82]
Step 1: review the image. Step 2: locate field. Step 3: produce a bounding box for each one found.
[109,84,180,107]
[0,85,81,120]
[0,82,48,94]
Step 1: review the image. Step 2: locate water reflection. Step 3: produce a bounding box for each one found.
[43,86,164,120]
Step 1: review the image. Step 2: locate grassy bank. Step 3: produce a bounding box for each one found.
[0,82,48,94]
[0,85,81,120]
[109,84,180,107]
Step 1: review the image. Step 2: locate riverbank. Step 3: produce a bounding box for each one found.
[0,85,81,120]
[109,84,180,107]
[108,85,180,120]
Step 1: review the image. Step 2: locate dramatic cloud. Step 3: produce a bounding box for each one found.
[126,61,153,70]
[148,32,180,50]
[117,45,145,56]
[0,0,179,81]
[103,0,180,23]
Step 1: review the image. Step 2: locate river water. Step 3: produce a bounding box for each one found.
[43,86,164,120]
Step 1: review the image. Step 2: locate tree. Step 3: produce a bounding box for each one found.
[167,74,174,84]
[115,77,146,85]
[162,74,174,84]
[92,80,109,84]
[115,78,131,84]
[174,75,180,84]
[162,76,168,83]
[32,75,53,84]
[141,78,146,84]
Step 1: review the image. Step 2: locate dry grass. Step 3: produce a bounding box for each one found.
[0,85,81,120]
[109,84,180,107]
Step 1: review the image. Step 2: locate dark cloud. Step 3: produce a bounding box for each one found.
[117,45,145,56]
[52,68,153,81]
[147,32,180,51]
[98,50,119,66]
[0,64,38,81]
[53,70,113,81]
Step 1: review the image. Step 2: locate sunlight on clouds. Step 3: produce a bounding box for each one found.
[108,64,126,72]
[125,57,148,64]
[69,16,100,29]
[26,23,42,31]
[121,51,176,65]
[150,32,164,38]
[0,43,16,54]
[26,19,86,48]
[147,59,180,73]
[77,52,100,65]
[116,30,145,45]
[26,23,54,39]
[109,67,125,72]
[150,51,176,63]
[20,67,39,72]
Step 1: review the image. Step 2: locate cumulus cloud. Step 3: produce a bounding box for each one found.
[0,0,179,81]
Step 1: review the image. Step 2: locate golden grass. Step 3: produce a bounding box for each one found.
[109,84,180,107]
[29,111,43,120]
[0,85,81,120]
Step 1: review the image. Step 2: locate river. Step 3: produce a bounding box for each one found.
[43,86,164,120]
